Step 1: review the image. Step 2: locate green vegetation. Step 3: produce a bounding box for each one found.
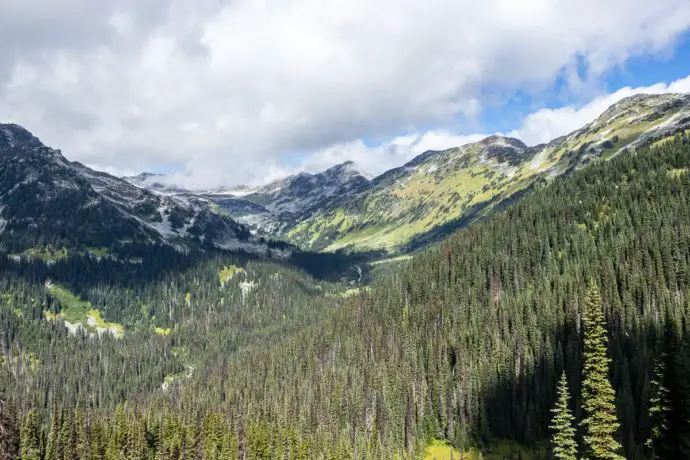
[45,283,124,338]
[85,247,110,258]
[2,133,690,458]
[667,167,688,178]
[424,439,463,459]
[424,439,543,460]
[218,264,246,286]
[550,373,578,460]
[281,97,690,254]
[9,246,69,262]
[154,326,172,336]
[330,286,371,298]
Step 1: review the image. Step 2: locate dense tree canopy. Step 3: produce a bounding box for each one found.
[1,135,690,458]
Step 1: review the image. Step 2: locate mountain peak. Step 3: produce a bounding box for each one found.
[598,92,690,124]
[324,160,372,180]
[478,135,527,150]
[0,123,43,150]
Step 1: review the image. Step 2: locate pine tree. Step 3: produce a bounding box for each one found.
[549,372,578,460]
[580,282,624,459]
[44,403,60,460]
[646,318,690,459]
[19,409,41,460]
[647,357,669,459]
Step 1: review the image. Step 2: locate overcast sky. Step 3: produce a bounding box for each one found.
[1,0,690,187]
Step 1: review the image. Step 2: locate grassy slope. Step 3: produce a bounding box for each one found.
[288,146,533,252]
[284,96,690,253]
[424,439,544,460]
[45,283,124,338]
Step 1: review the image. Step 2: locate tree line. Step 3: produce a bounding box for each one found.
[2,134,690,458]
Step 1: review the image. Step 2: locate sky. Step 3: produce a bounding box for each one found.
[1,0,690,188]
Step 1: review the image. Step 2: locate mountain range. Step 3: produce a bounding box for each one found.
[1,93,689,261]
[124,92,690,253]
[0,124,290,261]
[2,92,690,459]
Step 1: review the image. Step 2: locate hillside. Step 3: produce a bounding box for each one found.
[2,129,689,458]
[120,93,690,255]
[0,124,288,259]
[282,93,690,252]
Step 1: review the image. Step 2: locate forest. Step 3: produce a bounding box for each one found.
[2,135,690,458]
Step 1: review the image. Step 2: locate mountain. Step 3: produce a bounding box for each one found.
[124,161,373,236]
[209,160,371,235]
[5,123,690,458]
[0,124,289,258]
[235,161,371,214]
[121,172,191,195]
[119,93,690,255]
[282,93,690,252]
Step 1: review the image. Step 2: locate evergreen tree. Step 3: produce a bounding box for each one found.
[646,318,690,459]
[580,282,624,460]
[549,372,578,460]
[647,357,670,459]
[44,404,60,460]
[19,409,41,460]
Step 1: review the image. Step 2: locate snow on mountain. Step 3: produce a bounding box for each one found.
[0,124,290,258]
[238,161,371,214]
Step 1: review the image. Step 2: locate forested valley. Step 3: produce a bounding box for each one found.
[2,135,690,459]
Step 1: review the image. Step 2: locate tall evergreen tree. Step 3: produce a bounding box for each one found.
[549,372,578,460]
[647,357,670,459]
[44,404,60,460]
[19,409,41,460]
[580,282,624,460]
[646,318,690,459]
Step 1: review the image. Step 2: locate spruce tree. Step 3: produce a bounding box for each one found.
[580,282,624,459]
[647,357,670,459]
[44,404,60,460]
[19,409,41,460]
[646,318,690,459]
[549,372,578,460]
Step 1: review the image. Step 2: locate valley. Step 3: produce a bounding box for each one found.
[1,95,690,459]
[4,1,690,457]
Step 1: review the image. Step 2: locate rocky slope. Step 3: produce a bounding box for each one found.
[125,160,372,235]
[284,93,690,252]
[121,93,690,254]
[237,161,370,214]
[0,124,288,258]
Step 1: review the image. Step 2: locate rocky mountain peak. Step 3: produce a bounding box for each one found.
[478,135,527,150]
[597,93,690,125]
[0,123,44,150]
[323,160,371,181]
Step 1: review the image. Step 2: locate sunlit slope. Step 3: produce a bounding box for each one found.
[285,93,690,252]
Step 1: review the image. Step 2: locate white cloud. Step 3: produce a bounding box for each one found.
[301,131,487,177]
[509,74,690,145]
[1,0,690,187]
[300,74,690,177]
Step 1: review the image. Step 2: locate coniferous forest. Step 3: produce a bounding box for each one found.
[2,135,690,459]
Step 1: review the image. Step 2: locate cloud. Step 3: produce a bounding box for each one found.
[301,131,487,178]
[1,0,690,187]
[300,74,690,177]
[509,74,690,145]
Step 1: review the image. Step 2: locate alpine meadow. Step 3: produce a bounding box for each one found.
[2,1,690,459]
